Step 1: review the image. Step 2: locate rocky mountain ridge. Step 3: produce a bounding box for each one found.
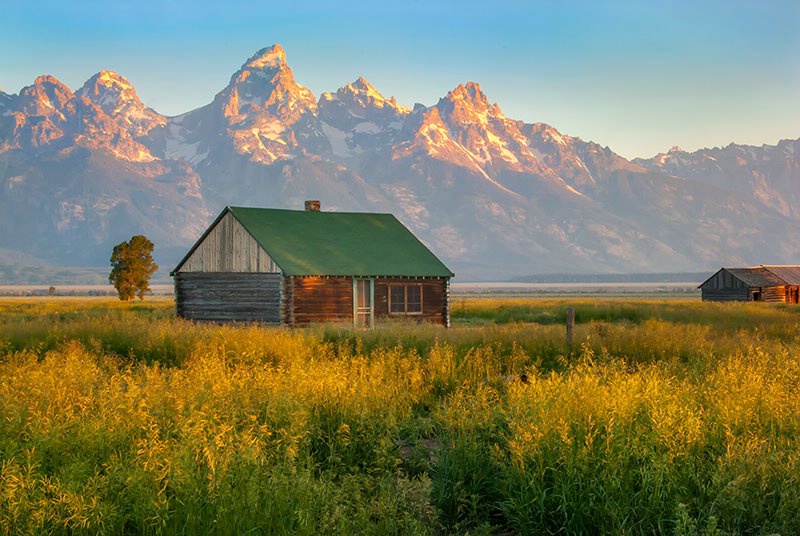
[0,44,797,280]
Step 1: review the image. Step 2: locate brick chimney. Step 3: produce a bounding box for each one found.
[304,200,321,212]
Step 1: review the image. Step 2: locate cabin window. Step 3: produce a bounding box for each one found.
[752,291,762,302]
[389,284,423,314]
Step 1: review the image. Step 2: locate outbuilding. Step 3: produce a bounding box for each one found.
[171,202,454,326]
[699,265,800,303]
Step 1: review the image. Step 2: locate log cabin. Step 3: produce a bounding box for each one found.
[171,202,454,326]
[699,265,800,303]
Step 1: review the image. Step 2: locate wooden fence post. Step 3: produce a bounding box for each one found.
[566,307,575,349]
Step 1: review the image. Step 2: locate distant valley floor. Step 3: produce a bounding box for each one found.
[0,281,702,297]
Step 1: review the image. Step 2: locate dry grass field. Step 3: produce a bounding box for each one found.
[1,297,798,534]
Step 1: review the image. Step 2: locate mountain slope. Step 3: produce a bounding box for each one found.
[77,70,166,137]
[635,140,800,219]
[0,74,210,267]
[0,44,798,279]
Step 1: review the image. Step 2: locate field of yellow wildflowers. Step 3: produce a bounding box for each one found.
[1,297,798,534]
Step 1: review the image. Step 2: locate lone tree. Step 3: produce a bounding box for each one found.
[109,235,159,301]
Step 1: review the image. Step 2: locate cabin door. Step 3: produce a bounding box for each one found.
[354,278,374,327]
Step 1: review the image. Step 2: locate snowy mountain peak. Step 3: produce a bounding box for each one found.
[190,45,322,165]
[329,76,410,114]
[95,70,134,89]
[316,77,411,158]
[31,74,68,88]
[446,82,490,108]
[220,44,317,121]
[243,44,288,70]
[78,71,140,107]
[19,75,75,116]
[437,81,500,126]
[342,76,382,100]
[77,70,164,136]
[351,76,377,93]
[2,73,157,161]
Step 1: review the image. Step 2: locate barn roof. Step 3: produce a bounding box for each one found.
[699,265,800,288]
[724,267,786,287]
[174,206,454,277]
[761,266,800,286]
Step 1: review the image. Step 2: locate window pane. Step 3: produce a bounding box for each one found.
[357,280,371,308]
[407,285,421,313]
[390,286,405,312]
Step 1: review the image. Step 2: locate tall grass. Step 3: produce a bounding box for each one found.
[0,298,799,534]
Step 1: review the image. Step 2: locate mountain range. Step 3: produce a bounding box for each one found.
[1,44,798,281]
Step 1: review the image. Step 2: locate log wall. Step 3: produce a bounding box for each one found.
[178,212,279,273]
[787,287,800,304]
[702,285,796,303]
[282,276,451,326]
[284,276,354,326]
[750,286,787,303]
[175,272,282,323]
[701,289,749,302]
[374,277,449,326]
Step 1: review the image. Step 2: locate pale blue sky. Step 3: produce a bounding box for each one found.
[1,0,798,158]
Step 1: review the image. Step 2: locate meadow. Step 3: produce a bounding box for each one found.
[0,297,799,534]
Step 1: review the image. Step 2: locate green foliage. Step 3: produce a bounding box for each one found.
[1,297,800,533]
[108,235,158,301]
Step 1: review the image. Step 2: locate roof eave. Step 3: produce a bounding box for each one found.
[698,267,725,289]
[284,273,454,278]
[170,207,233,276]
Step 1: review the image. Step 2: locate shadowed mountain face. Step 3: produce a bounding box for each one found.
[1,44,798,279]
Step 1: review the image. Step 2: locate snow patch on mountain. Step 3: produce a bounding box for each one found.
[244,45,288,70]
[380,184,429,230]
[321,122,354,157]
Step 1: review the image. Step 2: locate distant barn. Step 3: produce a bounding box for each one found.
[699,265,800,303]
[171,202,454,326]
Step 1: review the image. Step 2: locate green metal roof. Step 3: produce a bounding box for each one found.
[223,206,453,277]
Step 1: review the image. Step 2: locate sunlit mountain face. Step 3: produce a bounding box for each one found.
[1,44,798,280]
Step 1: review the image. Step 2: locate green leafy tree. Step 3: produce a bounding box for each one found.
[109,235,159,301]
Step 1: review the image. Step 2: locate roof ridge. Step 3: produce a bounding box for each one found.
[228,205,396,217]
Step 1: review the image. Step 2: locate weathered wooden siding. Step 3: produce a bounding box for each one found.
[701,289,750,302]
[701,269,760,302]
[787,287,800,304]
[700,270,749,291]
[284,276,354,325]
[374,277,449,326]
[178,212,279,273]
[749,286,787,303]
[702,286,793,303]
[175,272,281,323]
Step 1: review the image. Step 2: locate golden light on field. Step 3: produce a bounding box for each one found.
[0,298,798,533]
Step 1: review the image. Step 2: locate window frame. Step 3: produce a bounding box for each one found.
[388,283,424,316]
